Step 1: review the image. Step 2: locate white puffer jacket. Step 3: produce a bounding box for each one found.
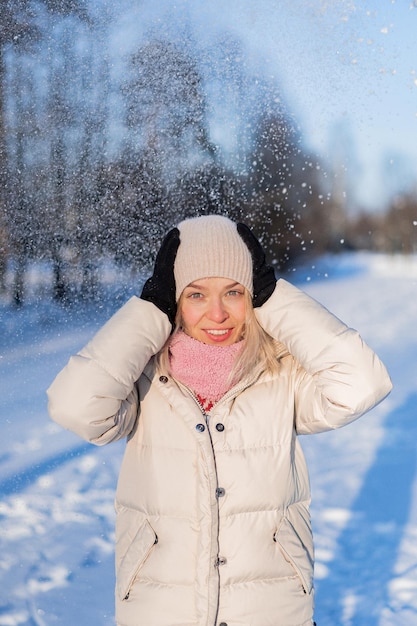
[47,279,392,626]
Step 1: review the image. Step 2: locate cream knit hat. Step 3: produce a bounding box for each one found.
[174,215,253,300]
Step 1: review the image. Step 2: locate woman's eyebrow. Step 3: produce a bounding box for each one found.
[186,281,241,290]
[186,283,206,290]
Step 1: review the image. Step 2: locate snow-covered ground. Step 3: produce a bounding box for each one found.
[1,252,416,626]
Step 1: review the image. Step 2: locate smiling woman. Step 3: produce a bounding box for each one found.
[180,277,247,346]
[47,214,392,626]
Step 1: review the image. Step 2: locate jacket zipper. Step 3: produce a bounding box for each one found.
[174,373,262,625]
[176,378,257,626]
[175,383,223,625]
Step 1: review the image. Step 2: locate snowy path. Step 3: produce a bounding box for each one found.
[300,254,417,626]
[1,253,416,626]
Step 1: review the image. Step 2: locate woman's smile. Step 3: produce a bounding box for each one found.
[203,328,235,343]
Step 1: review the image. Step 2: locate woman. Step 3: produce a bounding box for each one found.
[47,214,392,626]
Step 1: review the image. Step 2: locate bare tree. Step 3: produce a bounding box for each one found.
[107,38,220,272]
[72,19,112,300]
[95,149,167,273]
[247,109,329,269]
[384,193,417,254]
[123,39,216,177]
[0,2,39,300]
[168,162,246,225]
[7,49,42,305]
[0,0,89,304]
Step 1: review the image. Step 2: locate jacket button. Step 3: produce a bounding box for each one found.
[196,423,205,432]
[159,376,168,383]
[219,623,228,626]
[215,423,224,432]
[216,487,225,497]
[216,556,227,566]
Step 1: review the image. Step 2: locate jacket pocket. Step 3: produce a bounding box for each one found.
[273,516,313,594]
[116,515,158,601]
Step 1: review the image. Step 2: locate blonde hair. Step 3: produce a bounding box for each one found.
[157,290,286,383]
[233,290,286,381]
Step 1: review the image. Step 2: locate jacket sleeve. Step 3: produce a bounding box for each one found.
[47,297,172,445]
[255,279,393,434]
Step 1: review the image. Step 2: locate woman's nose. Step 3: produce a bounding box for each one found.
[207,298,228,323]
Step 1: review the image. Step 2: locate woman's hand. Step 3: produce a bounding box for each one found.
[141,227,180,328]
[237,223,276,307]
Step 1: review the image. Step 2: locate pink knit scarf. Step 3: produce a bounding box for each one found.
[169,330,244,404]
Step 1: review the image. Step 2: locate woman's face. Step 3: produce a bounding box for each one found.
[179,277,247,346]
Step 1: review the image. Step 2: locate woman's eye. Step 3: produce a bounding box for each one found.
[227,290,243,297]
[189,292,203,299]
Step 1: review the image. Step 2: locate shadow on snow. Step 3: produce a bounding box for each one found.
[0,443,92,497]
[315,393,417,625]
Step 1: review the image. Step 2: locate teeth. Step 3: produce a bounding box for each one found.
[207,329,229,335]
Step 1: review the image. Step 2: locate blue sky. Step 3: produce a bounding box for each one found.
[263,0,417,211]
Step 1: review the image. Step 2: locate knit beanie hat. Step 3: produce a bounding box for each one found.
[174,215,253,300]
